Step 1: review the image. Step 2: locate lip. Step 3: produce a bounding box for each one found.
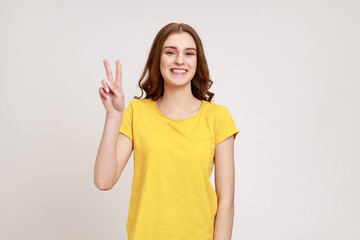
[170,68,188,71]
[170,68,188,76]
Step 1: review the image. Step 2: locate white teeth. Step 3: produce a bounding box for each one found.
[171,69,186,74]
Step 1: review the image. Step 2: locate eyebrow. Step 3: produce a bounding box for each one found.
[163,46,197,51]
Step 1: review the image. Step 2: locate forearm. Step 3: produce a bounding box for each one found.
[213,201,234,240]
[94,112,123,190]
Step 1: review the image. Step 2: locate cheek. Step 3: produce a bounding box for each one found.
[160,57,171,79]
[160,57,167,71]
[160,56,170,68]
[191,58,197,70]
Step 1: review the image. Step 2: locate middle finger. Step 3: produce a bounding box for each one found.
[116,59,122,84]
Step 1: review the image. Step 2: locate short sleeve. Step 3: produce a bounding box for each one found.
[119,100,134,141]
[215,106,240,146]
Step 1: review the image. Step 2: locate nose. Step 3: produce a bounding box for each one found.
[175,53,184,65]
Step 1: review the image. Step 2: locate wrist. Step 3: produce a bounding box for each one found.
[106,111,123,119]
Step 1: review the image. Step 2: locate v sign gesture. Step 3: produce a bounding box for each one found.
[95,58,133,192]
[99,59,125,114]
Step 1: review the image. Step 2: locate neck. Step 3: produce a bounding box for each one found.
[157,82,200,112]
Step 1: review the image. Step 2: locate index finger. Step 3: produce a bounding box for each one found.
[103,59,114,82]
[116,59,122,84]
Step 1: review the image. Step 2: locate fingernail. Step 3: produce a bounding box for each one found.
[105,87,109,93]
[107,81,112,86]
[106,95,110,99]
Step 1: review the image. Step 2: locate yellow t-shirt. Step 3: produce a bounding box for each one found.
[119,98,239,240]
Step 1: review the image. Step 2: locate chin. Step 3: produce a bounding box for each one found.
[162,74,192,86]
[167,79,192,87]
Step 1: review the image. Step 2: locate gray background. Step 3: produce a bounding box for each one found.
[1,0,359,239]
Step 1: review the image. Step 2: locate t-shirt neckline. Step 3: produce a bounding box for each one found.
[152,99,205,122]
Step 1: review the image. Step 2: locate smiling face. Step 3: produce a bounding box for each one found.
[160,32,197,88]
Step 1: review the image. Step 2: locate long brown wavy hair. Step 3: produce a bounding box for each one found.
[134,23,214,102]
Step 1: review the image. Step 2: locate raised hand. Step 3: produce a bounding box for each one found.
[99,59,125,114]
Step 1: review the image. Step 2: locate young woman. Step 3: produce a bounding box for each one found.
[94,23,239,240]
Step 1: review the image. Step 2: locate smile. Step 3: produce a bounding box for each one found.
[170,69,187,75]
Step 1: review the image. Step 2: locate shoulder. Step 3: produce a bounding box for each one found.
[203,101,237,127]
[205,100,228,110]
[203,100,230,116]
[125,98,155,117]
[128,98,153,108]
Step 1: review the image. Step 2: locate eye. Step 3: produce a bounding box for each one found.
[186,52,195,56]
[166,51,175,55]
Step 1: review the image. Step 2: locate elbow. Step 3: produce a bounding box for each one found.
[217,195,235,206]
[97,185,113,191]
[94,180,114,191]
